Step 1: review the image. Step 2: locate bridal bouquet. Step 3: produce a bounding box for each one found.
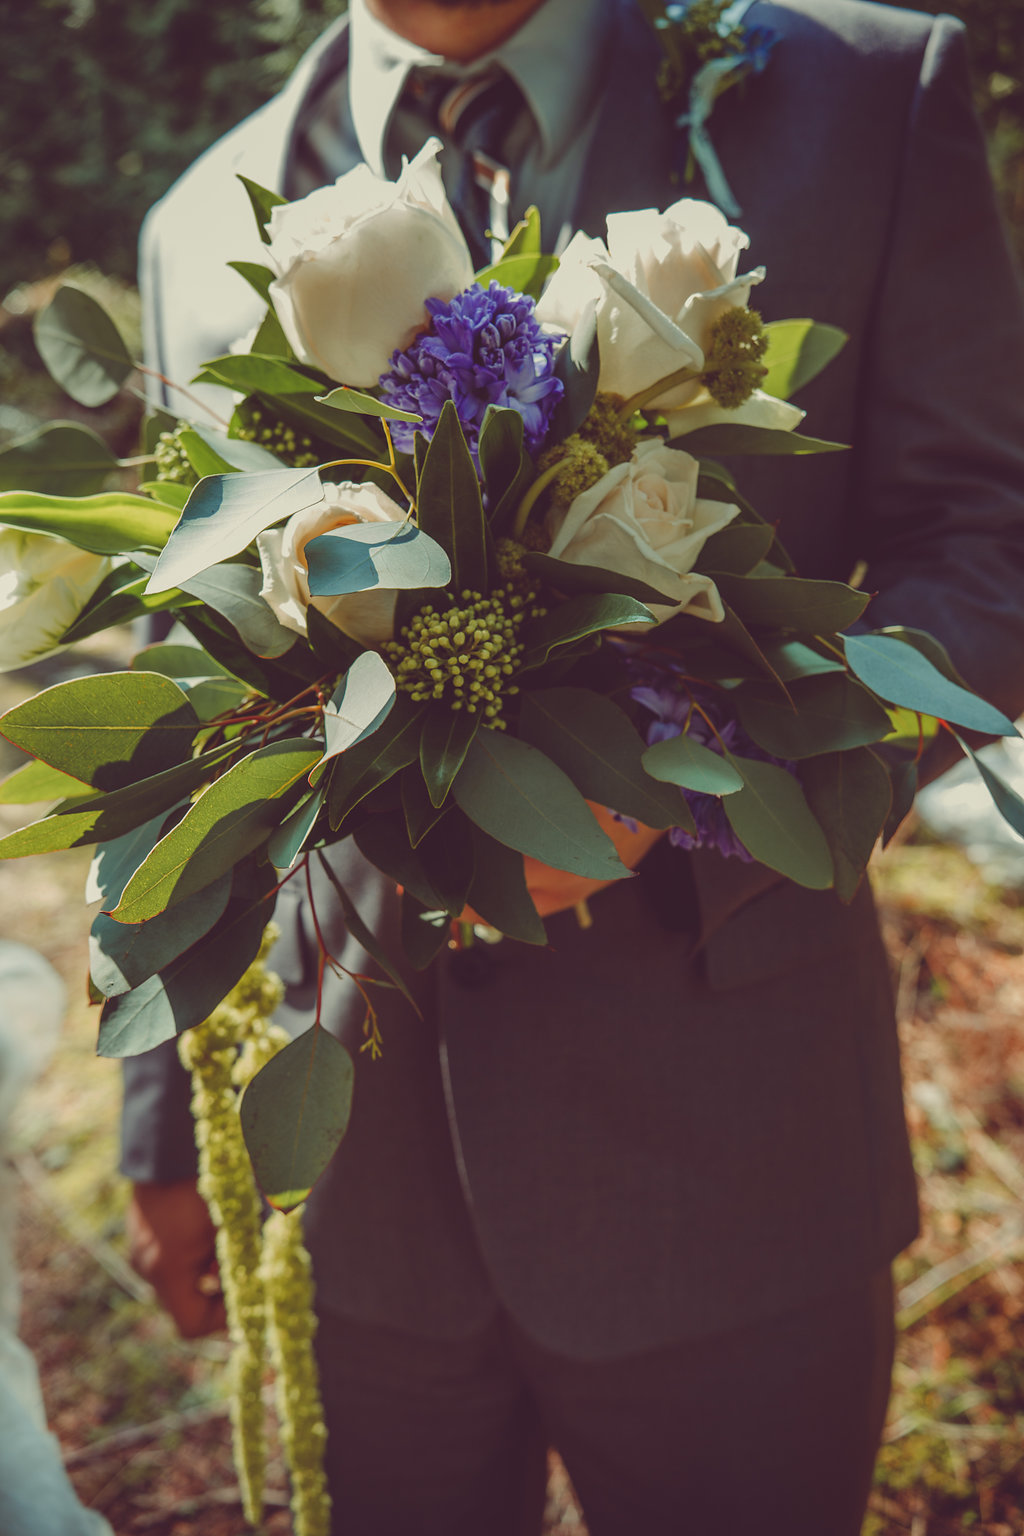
[1,142,1022,1192]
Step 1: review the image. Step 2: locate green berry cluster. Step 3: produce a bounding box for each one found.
[700,307,768,408]
[384,582,546,726]
[538,434,610,510]
[234,403,319,467]
[153,427,198,487]
[578,391,640,465]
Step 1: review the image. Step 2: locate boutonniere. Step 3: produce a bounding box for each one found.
[641,0,777,217]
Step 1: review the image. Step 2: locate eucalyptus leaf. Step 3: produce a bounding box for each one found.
[715,574,869,634]
[59,567,187,646]
[453,728,630,878]
[698,523,775,576]
[0,491,177,555]
[306,521,451,597]
[328,695,424,829]
[401,891,452,970]
[267,786,327,868]
[641,735,744,794]
[131,643,233,683]
[317,851,419,1014]
[177,562,297,659]
[722,757,834,888]
[33,285,134,406]
[417,810,476,916]
[354,813,447,911]
[146,467,323,593]
[87,811,176,905]
[240,1026,354,1209]
[799,748,892,903]
[760,319,847,400]
[0,758,94,805]
[521,551,676,608]
[320,652,397,768]
[883,756,919,845]
[733,673,893,759]
[90,870,233,998]
[953,735,1024,842]
[316,386,422,423]
[0,422,117,496]
[672,424,846,456]
[843,633,1017,736]
[758,639,846,682]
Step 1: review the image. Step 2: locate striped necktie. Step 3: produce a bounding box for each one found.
[387,65,523,267]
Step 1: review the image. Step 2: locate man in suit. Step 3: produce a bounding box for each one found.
[124,1,1024,1531]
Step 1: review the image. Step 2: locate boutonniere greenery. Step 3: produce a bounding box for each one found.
[641,0,777,216]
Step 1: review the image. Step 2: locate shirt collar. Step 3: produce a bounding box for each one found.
[349,0,610,177]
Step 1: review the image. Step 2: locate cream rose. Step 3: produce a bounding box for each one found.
[257,481,408,647]
[536,199,804,438]
[0,528,114,673]
[266,140,475,387]
[545,440,740,626]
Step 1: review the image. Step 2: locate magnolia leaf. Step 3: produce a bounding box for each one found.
[521,551,676,608]
[420,704,481,808]
[90,870,233,998]
[844,633,1017,736]
[240,1026,354,1209]
[146,467,323,593]
[0,491,177,555]
[733,673,893,759]
[672,424,847,456]
[464,823,546,945]
[178,429,240,479]
[522,593,653,668]
[519,688,693,830]
[698,523,775,576]
[34,285,134,406]
[453,728,629,878]
[132,643,233,682]
[306,521,451,596]
[315,386,422,423]
[0,671,199,789]
[416,809,475,916]
[138,480,190,510]
[416,400,491,593]
[715,574,869,634]
[760,319,848,400]
[110,740,322,922]
[478,407,534,529]
[97,860,277,1056]
[60,566,186,646]
[354,812,447,911]
[0,422,117,496]
[722,756,833,888]
[319,652,397,769]
[642,735,744,794]
[799,748,892,903]
[327,695,424,830]
[0,758,94,804]
[399,764,444,846]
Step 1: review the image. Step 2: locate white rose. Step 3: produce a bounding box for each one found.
[266,140,475,387]
[257,481,407,647]
[536,199,804,437]
[545,440,740,626]
[0,528,114,673]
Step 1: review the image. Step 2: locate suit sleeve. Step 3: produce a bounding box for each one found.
[854,16,1024,721]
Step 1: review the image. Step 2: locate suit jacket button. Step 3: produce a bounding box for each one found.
[448,946,495,988]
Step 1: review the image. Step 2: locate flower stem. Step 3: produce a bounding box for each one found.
[512,458,568,539]
[618,365,700,422]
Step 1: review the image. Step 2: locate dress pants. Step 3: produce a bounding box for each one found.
[312,1267,895,1536]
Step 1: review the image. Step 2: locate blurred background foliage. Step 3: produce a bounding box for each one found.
[0,0,1020,302]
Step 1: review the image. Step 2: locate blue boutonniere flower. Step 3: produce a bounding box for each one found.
[643,0,778,217]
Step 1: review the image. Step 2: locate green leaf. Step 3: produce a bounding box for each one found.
[464,823,546,945]
[0,491,177,555]
[478,407,534,529]
[521,550,676,608]
[522,592,653,668]
[758,639,846,682]
[315,386,422,423]
[698,523,775,575]
[548,303,600,442]
[240,1026,354,1209]
[401,763,446,845]
[0,422,117,496]
[671,424,847,456]
[110,739,322,922]
[90,870,232,998]
[722,757,834,888]
[799,748,892,903]
[176,607,311,703]
[33,285,134,406]
[519,688,694,830]
[953,734,1024,842]
[138,480,191,511]
[760,319,848,400]
[146,467,323,592]
[416,810,475,915]
[59,565,188,647]
[227,259,276,302]
[0,671,199,790]
[177,428,240,479]
[641,735,744,794]
[883,757,918,845]
[87,812,174,905]
[416,400,490,593]
[316,851,420,1014]
[174,561,297,659]
[132,643,233,683]
[327,695,424,829]
[453,728,630,877]
[733,673,893,759]
[267,786,327,868]
[474,252,559,300]
[498,205,542,258]
[97,859,277,1057]
[420,704,481,808]
[843,633,1017,736]
[237,174,287,243]
[715,573,869,634]
[0,758,94,804]
[876,626,973,691]
[354,811,447,910]
[250,305,293,361]
[306,521,450,597]
[319,652,397,771]
[401,891,452,970]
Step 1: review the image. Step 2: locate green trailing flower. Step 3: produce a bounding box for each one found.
[261,1209,332,1536]
[700,307,768,408]
[578,391,640,466]
[233,400,319,467]
[383,580,546,726]
[153,426,199,487]
[537,435,610,511]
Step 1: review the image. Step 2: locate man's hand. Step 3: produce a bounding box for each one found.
[127,1179,226,1339]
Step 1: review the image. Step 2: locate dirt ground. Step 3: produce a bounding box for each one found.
[3,645,1024,1534]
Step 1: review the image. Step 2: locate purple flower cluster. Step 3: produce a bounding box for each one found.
[378,281,563,463]
[629,661,794,862]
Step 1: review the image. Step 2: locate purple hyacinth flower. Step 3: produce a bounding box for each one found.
[379,281,563,464]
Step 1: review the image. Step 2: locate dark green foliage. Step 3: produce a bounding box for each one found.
[0,0,347,294]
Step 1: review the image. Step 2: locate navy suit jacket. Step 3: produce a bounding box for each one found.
[125,0,1024,1356]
